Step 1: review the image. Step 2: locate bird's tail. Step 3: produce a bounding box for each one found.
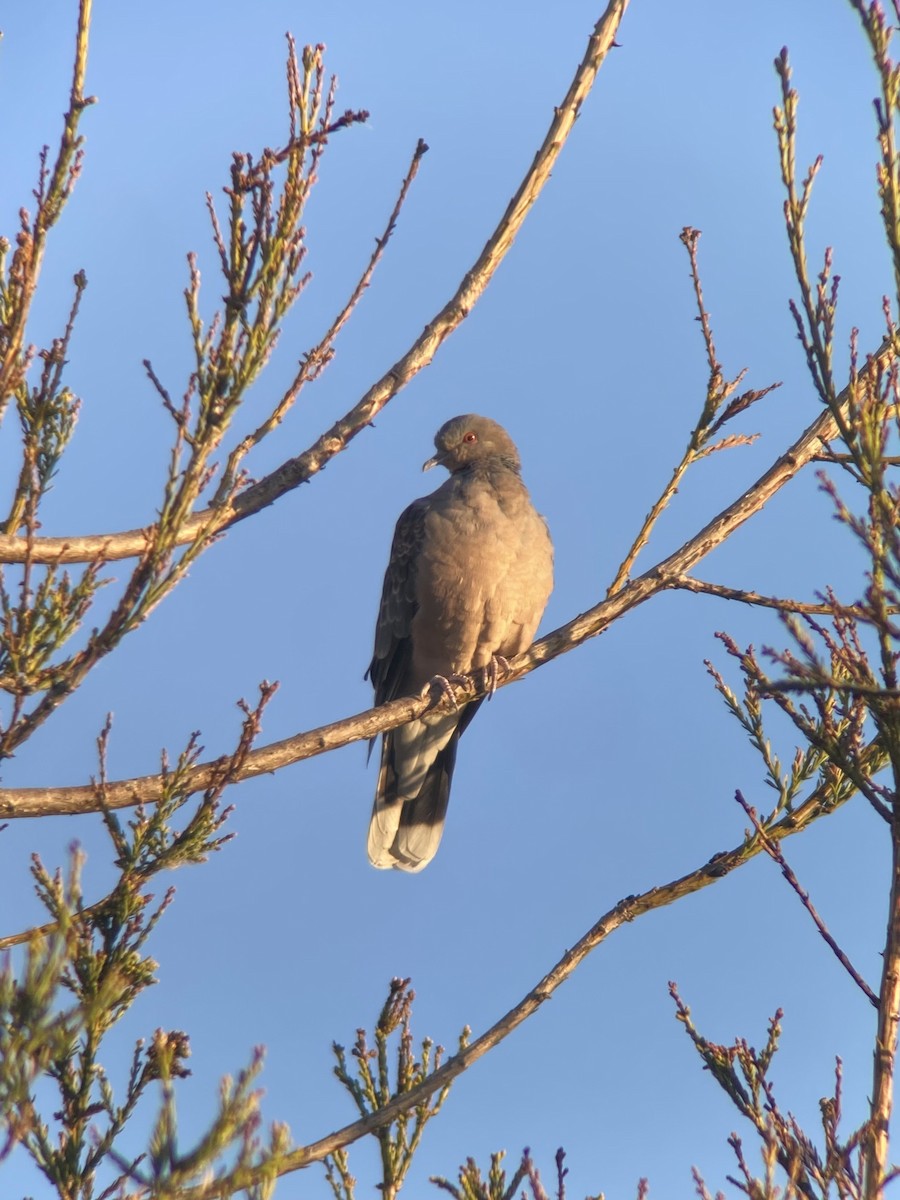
[367,712,462,872]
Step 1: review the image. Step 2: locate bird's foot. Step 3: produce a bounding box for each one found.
[482,654,511,699]
[423,673,470,711]
[422,659,507,709]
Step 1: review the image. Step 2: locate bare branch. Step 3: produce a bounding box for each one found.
[176,755,859,1199]
[2,339,894,821]
[670,575,898,618]
[605,227,779,597]
[736,791,878,1007]
[0,0,630,567]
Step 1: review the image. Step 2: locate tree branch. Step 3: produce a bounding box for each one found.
[179,751,867,1200]
[0,0,630,568]
[2,337,892,820]
[669,574,895,618]
[736,790,878,1007]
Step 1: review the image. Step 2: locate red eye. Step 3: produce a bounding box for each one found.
[463,431,477,443]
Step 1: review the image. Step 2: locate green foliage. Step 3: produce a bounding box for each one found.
[432,1148,610,1200]
[0,860,84,1165]
[0,559,105,696]
[0,683,280,1198]
[673,986,866,1200]
[7,268,86,533]
[326,978,469,1200]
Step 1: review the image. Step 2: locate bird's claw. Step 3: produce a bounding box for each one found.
[482,654,510,699]
[423,673,470,711]
[423,657,509,710]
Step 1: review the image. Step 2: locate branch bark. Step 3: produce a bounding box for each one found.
[866,797,900,1197]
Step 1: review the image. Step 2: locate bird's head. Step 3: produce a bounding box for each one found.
[423,414,521,474]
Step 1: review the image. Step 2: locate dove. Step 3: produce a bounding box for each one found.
[366,414,553,871]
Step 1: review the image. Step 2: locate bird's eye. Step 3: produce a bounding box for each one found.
[463,432,477,443]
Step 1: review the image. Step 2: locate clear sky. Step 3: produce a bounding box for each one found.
[0,2,891,1196]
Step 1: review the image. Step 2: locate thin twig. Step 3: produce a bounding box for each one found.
[736,791,878,1007]
[212,138,430,503]
[671,575,895,618]
[0,0,96,404]
[604,228,779,597]
[815,453,900,465]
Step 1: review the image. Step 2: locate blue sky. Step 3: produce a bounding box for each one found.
[0,2,892,1196]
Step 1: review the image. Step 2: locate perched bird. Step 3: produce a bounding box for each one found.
[366,414,554,872]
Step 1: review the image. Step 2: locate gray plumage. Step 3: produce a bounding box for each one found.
[366,414,554,872]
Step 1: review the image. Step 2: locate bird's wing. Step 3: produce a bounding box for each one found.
[367,496,429,705]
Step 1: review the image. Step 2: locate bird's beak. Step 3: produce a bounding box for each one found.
[422,452,442,472]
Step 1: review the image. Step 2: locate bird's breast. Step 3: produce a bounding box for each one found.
[409,478,553,682]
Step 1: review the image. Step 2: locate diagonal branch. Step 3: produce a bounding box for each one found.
[0,0,631,568]
[0,338,894,821]
[178,747,873,1200]
[736,790,878,1007]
